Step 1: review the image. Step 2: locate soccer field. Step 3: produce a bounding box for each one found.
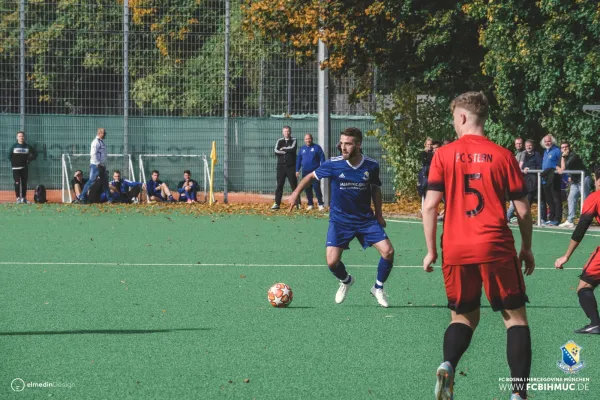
[0,205,598,399]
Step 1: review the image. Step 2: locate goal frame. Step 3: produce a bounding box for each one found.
[61,154,134,203]
[138,154,213,203]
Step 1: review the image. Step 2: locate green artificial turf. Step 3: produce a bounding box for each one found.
[0,204,598,399]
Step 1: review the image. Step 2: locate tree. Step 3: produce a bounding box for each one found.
[465,0,600,164]
[369,85,454,198]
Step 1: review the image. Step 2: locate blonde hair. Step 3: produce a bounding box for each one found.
[450,92,489,123]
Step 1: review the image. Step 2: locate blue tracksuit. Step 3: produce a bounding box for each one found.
[296,144,326,206]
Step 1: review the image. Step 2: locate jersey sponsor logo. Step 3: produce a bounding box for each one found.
[339,173,345,178]
[13,148,29,154]
[340,182,367,190]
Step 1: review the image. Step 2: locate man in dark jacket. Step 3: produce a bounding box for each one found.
[8,131,37,203]
[556,142,592,228]
[521,139,543,206]
[272,125,298,210]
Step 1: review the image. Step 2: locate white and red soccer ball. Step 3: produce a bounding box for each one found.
[268,283,293,308]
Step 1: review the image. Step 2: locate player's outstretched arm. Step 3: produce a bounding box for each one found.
[371,185,385,228]
[288,173,315,212]
[556,212,595,269]
[422,190,443,272]
[513,196,535,275]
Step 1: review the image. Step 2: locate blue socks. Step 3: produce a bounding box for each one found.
[375,257,393,289]
[330,261,349,282]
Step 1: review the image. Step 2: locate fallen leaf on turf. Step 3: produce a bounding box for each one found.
[243,379,250,383]
[240,274,246,278]
[228,380,233,384]
[459,371,467,376]
[162,310,166,313]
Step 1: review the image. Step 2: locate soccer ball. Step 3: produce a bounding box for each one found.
[268,283,293,308]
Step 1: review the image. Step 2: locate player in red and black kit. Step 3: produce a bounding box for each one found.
[422,92,535,400]
[555,167,600,334]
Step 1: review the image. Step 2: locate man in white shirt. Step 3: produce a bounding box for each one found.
[77,128,108,203]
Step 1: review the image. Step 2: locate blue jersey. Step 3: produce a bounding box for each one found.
[296,144,325,173]
[314,155,382,224]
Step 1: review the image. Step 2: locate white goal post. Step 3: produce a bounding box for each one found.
[138,154,213,203]
[61,154,135,203]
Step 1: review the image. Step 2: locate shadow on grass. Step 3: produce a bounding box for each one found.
[385,305,581,309]
[0,328,209,336]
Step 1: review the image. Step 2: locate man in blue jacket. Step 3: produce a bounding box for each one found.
[296,133,326,210]
[110,170,145,203]
[540,134,563,225]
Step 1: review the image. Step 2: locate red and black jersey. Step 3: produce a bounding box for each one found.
[572,191,600,243]
[427,135,527,265]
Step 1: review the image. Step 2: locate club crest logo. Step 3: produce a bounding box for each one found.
[363,171,369,181]
[557,340,584,374]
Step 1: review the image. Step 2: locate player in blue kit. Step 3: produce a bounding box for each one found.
[288,127,395,307]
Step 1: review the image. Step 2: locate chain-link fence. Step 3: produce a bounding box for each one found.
[0,0,395,203]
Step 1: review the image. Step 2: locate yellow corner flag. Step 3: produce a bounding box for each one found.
[210,141,218,166]
[209,141,217,205]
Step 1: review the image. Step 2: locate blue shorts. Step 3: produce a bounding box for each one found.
[326,220,388,249]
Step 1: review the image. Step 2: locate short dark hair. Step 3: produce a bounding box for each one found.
[152,170,159,175]
[560,141,570,147]
[432,140,442,147]
[183,169,191,175]
[594,166,600,180]
[525,139,535,146]
[341,127,363,143]
[113,170,121,174]
[283,125,291,132]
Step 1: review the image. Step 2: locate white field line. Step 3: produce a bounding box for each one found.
[0,261,579,270]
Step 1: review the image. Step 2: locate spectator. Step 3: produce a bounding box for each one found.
[417,137,434,202]
[272,125,298,210]
[79,128,109,203]
[521,139,543,206]
[8,131,37,204]
[540,134,562,226]
[506,137,527,222]
[556,142,592,228]
[110,170,145,203]
[296,133,326,210]
[87,177,108,204]
[430,140,444,220]
[177,170,199,203]
[71,170,87,201]
[146,170,175,202]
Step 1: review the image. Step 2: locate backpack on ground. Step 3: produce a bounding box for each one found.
[34,185,47,203]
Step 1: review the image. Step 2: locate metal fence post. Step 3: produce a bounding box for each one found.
[223,0,230,203]
[19,0,25,131]
[537,171,542,226]
[318,39,330,205]
[287,57,292,115]
[123,0,129,171]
